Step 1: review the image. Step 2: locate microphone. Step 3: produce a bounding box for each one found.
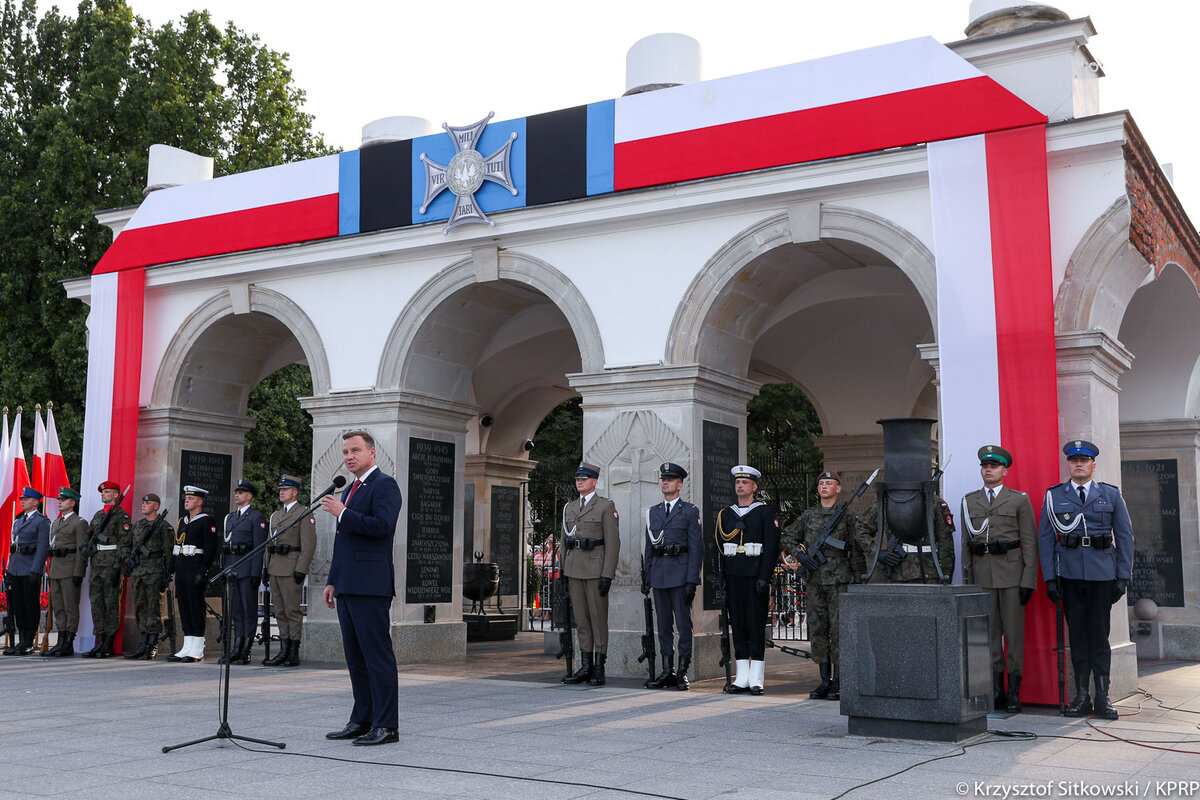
[314,475,348,501]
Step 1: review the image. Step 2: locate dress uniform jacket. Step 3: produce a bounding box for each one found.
[1037,482,1134,583]
[8,511,50,576]
[644,500,702,589]
[265,503,317,578]
[48,513,89,581]
[961,487,1037,589]
[714,503,780,583]
[223,507,268,578]
[561,495,620,581]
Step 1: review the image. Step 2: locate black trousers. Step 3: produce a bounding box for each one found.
[7,574,40,636]
[1061,578,1114,681]
[726,574,768,660]
[229,576,258,638]
[174,557,206,636]
[337,594,398,729]
[653,586,693,659]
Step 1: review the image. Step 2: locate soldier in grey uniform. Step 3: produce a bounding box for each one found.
[262,474,317,666]
[221,478,268,665]
[80,480,132,658]
[122,493,174,660]
[643,462,702,690]
[960,445,1038,713]
[560,461,620,686]
[46,486,88,657]
[1038,440,1134,720]
[781,471,862,700]
[2,488,50,656]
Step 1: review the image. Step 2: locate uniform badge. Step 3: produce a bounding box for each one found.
[1062,514,1071,521]
[210,526,217,533]
[259,522,267,529]
[123,522,131,531]
[612,510,619,520]
[309,517,316,524]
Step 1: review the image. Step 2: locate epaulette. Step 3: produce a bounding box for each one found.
[1099,482,1121,491]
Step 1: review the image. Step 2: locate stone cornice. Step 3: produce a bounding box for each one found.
[138,406,257,442]
[299,390,477,430]
[568,364,760,413]
[1055,329,1134,391]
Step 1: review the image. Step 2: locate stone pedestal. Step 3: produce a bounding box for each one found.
[841,584,991,742]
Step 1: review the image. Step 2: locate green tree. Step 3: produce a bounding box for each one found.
[526,398,582,547]
[747,383,824,525]
[0,0,331,477]
[242,364,313,515]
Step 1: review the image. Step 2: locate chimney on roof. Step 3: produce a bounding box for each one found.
[145,144,213,196]
[965,1,1070,37]
[361,117,435,148]
[624,33,701,96]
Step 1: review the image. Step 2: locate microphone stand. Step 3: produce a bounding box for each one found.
[162,484,341,754]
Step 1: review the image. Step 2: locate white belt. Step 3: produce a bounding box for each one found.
[172,545,204,556]
[722,542,763,556]
[95,544,117,551]
[901,543,931,553]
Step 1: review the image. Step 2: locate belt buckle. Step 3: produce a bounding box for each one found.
[1080,535,1091,547]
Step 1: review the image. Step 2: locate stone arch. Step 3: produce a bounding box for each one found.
[377,249,604,391]
[151,285,331,410]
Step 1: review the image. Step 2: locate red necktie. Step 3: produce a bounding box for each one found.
[346,479,362,504]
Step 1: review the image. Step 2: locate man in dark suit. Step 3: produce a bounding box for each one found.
[3,487,50,656]
[322,429,403,746]
[643,462,702,690]
[1038,439,1134,720]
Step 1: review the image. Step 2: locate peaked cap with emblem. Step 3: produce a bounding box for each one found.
[659,462,687,480]
[182,485,209,497]
[278,474,303,490]
[575,462,600,479]
[978,445,1012,467]
[1062,440,1099,459]
[234,478,257,496]
[731,465,761,481]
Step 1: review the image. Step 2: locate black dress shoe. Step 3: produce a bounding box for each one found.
[749,686,764,696]
[325,723,370,740]
[353,727,398,746]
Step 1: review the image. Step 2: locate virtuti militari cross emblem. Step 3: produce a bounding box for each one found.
[419,112,518,234]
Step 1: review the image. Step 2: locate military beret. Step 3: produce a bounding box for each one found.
[234,478,257,496]
[182,485,209,497]
[21,487,43,500]
[58,487,80,501]
[278,475,302,489]
[659,462,688,480]
[1063,440,1098,459]
[142,493,161,504]
[731,465,761,481]
[575,462,600,479]
[817,470,840,483]
[97,480,120,492]
[978,445,1012,467]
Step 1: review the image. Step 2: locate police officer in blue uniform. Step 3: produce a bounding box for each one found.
[1038,440,1134,720]
[643,462,703,690]
[221,478,268,665]
[3,488,50,656]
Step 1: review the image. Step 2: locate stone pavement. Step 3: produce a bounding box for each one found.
[4,634,1200,800]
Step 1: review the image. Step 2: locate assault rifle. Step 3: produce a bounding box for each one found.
[552,569,575,679]
[637,554,657,688]
[797,469,878,581]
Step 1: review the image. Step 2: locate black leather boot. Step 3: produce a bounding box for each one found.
[141,634,159,660]
[562,651,593,684]
[13,633,35,656]
[1006,673,1022,714]
[993,671,1006,711]
[1093,675,1118,720]
[828,664,840,701]
[81,633,106,658]
[125,634,149,660]
[97,633,116,658]
[588,652,607,686]
[810,662,832,699]
[263,639,289,667]
[676,656,691,691]
[647,655,676,689]
[55,632,75,657]
[46,633,65,657]
[1064,673,1093,717]
[236,637,253,665]
[285,639,301,667]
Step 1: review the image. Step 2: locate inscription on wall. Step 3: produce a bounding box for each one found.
[1120,458,1183,607]
[406,438,455,604]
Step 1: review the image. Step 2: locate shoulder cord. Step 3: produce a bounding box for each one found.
[961,497,989,538]
[1043,490,1087,537]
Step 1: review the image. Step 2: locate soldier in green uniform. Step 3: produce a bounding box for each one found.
[856,494,955,584]
[262,475,317,666]
[45,487,89,657]
[781,471,863,700]
[80,480,133,658]
[122,494,174,660]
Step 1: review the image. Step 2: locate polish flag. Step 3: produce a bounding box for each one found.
[0,410,11,568]
[42,406,69,520]
[2,411,33,570]
[32,407,46,495]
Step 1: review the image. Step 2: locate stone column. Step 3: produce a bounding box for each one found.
[301,390,475,665]
[1056,330,1138,698]
[464,454,537,618]
[566,364,760,680]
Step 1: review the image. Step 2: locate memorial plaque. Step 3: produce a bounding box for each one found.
[702,421,739,610]
[406,438,455,605]
[490,485,521,597]
[179,450,232,521]
[1121,458,1184,607]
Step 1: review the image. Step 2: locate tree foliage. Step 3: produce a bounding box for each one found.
[526,397,582,547]
[241,364,313,515]
[0,0,331,479]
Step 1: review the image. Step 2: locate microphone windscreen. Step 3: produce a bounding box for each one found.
[332,475,347,489]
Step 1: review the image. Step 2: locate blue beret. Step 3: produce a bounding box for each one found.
[1063,440,1099,459]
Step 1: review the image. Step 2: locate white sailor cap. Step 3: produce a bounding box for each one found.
[730,465,761,481]
[182,485,209,497]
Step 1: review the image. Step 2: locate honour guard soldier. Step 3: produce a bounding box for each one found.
[560,462,620,686]
[167,486,219,663]
[961,445,1038,713]
[122,494,174,660]
[2,488,50,656]
[220,479,267,665]
[262,474,317,666]
[46,487,88,656]
[643,462,703,690]
[781,471,860,700]
[857,495,956,584]
[1038,440,1134,720]
[715,465,780,695]
[80,481,132,658]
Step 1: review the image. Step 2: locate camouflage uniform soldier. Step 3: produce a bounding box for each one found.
[122,494,174,660]
[262,475,317,667]
[46,487,89,657]
[81,481,133,658]
[856,496,955,584]
[781,471,863,700]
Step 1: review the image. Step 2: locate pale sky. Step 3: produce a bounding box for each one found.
[36,0,1200,219]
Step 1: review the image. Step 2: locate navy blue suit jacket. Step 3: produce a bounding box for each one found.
[327,468,403,597]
